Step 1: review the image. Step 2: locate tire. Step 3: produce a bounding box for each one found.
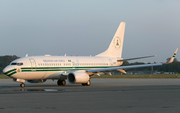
[82,81,91,86]
[57,80,62,86]
[57,80,66,86]
[20,83,25,88]
[86,80,91,86]
[62,80,66,86]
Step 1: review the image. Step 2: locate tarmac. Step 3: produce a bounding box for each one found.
[0,78,180,113]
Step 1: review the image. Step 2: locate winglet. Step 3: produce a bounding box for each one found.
[166,48,178,64]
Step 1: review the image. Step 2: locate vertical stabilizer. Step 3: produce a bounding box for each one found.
[96,22,126,58]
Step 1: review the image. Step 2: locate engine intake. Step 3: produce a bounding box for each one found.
[68,72,89,84]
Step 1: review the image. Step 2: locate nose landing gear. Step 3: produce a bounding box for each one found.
[20,83,25,88]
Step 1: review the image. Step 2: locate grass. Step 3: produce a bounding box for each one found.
[0,75,11,79]
[0,74,180,79]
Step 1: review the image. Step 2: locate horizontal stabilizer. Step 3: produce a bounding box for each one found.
[117,55,156,61]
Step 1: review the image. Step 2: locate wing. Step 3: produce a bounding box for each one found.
[87,48,178,75]
[87,63,162,74]
[61,48,178,76]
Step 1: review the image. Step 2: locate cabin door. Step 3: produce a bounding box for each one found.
[29,58,37,71]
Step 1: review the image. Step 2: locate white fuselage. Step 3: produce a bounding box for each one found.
[3,56,121,80]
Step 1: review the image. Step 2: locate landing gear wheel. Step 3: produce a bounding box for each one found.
[57,80,66,86]
[20,83,25,88]
[57,80,62,86]
[61,80,66,86]
[82,80,91,86]
[86,80,91,86]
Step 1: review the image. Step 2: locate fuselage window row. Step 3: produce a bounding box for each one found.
[37,63,109,67]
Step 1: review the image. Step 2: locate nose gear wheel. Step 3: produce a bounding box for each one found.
[20,83,25,88]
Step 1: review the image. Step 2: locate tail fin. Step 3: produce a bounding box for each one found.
[167,48,178,64]
[96,22,126,58]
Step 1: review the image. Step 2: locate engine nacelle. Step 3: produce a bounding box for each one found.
[27,79,47,83]
[68,72,89,84]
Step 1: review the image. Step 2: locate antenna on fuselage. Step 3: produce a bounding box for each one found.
[25,54,28,57]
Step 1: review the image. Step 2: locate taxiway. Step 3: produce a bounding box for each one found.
[0,78,180,113]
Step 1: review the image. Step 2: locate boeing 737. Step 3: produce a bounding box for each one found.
[3,22,178,87]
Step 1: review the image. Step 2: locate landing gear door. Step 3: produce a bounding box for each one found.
[29,58,36,71]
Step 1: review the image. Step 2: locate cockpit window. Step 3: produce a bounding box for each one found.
[11,63,17,65]
[11,62,23,66]
[17,63,23,66]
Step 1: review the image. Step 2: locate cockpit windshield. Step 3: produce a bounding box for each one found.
[11,62,23,66]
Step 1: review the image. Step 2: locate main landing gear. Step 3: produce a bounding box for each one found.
[82,80,91,86]
[57,79,66,86]
[57,80,91,86]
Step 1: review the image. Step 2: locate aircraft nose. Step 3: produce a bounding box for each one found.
[3,66,17,76]
[3,67,8,75]
[3,66,13,75]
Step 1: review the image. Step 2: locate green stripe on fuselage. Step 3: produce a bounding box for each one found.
[4,69,16,75]
[7,71,17,76]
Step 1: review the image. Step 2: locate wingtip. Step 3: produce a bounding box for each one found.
[167,48,178,64]
[176,48,178,52]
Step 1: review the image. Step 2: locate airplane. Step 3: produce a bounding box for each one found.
[3,22,178,88]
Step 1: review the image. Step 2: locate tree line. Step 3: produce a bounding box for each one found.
[0,55,179,74]
[0,55,20,73]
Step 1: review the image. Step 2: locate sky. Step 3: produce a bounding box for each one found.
[0,0,180,63]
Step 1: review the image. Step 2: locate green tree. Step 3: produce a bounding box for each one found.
[0,55,20,73]
[158,58,180,73]
[122,60,129,66]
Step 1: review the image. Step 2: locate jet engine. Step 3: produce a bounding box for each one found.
[27,79,47,83]
[68,72,89,84]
